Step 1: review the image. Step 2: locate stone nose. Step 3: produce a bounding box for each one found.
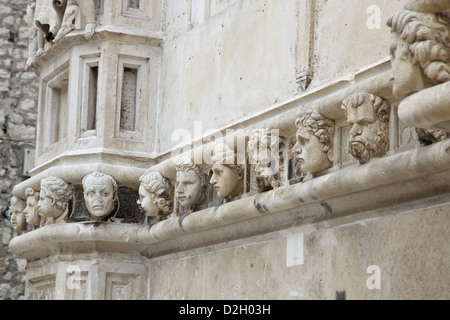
[350,123,363,136]
[91,193,104,203]
[292,142,302,154]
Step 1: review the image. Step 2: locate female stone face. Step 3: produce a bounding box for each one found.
[137,185,159,217]
[176,170,203,208]
[25,194,40,226]
[210,163,242,199]
[292,126,331,174]
[83,176,115,221]
[10,202,26,233]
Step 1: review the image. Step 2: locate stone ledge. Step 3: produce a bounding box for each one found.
[398,82,450,132]
[10,139,450,260]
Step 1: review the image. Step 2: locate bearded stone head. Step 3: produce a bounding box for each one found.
[342,93,391,165]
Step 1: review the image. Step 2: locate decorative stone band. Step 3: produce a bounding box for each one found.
[10,139,450,260]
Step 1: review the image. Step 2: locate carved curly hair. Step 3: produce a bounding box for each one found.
[341,93,391,124]
[40,177,73,210]
[175,158,207,187]
[295,111,335,162]
[387,10,450,83]
[211,143,244,178]
[139,171,173,215]
[342,93,391,161]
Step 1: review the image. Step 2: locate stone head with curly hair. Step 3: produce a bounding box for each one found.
[342,93,391,165]
[175,158,206,209]
[38,177,73,222]
[247,128,283,191]
[387,9,450,98]
[138,171,173,218]
[292,110,335,174]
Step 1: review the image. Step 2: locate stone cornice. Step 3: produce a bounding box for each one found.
[29,26,163,76]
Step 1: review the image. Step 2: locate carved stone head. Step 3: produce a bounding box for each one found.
[24,187,41,229]
[247,128,282,191]
[210,143,244,199]
[387,10,450,98]
[38,177,73,222]
[10,196,26,235]
[82,172,118,222]
[138,171,173,218]
[175,158,206,209]
[342,93,391,165]
[292,111,335,174]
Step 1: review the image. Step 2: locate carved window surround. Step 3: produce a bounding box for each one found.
[121,0,152,20]
[28,274,56,300]
[37,63,70,157]
[79,53,101,138]
[114,55,150,142]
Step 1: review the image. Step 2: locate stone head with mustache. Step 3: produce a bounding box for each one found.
[342,93,391,165]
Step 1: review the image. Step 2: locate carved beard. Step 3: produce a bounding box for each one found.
[349,130,388,165]
[349,140,373,164]
[256,176,272,192]
[256,173,282,192]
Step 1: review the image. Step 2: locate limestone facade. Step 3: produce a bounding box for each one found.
[6,0,450,300]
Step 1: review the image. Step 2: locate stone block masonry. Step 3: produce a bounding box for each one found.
[0,0,39,300]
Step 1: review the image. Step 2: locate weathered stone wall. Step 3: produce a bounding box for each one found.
[0,0,38,300]
[158,0,405,153]
[150,200,450,300]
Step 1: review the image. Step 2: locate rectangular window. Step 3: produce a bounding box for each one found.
[115,55,149,141]
[121,0,151,19]
[86,65,98,131]
[128,0,140,10]
[120,67,138,132]
[95,0,103,11]
[80,54,100,137]
[43,71,69,150]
